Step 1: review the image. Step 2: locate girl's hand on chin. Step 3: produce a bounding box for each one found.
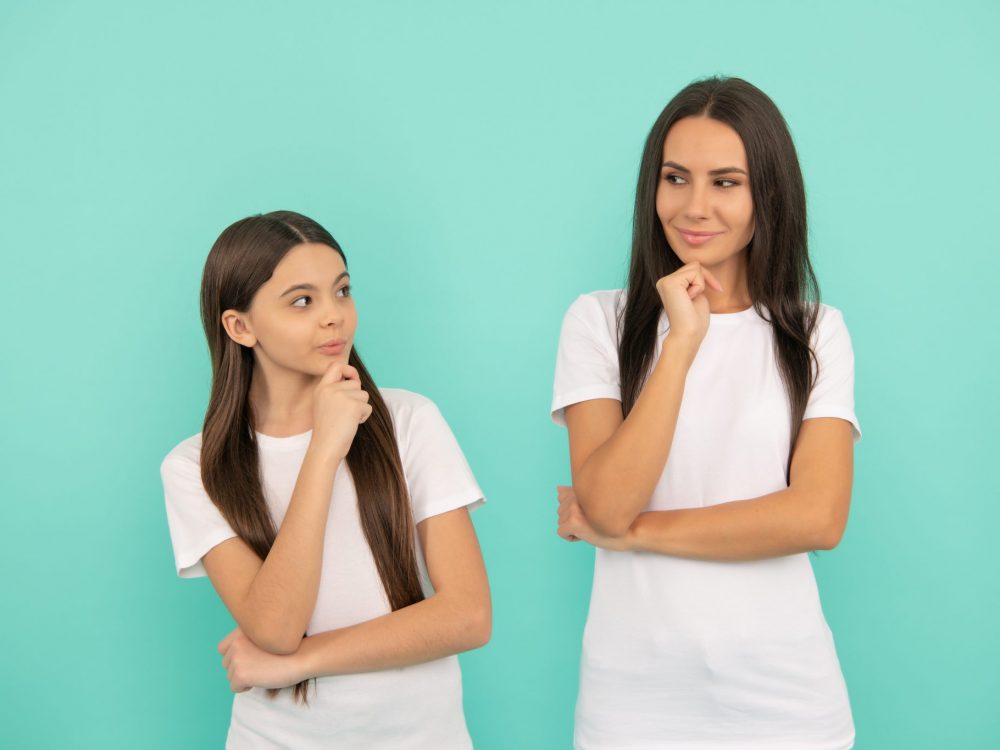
[311,362,373,461]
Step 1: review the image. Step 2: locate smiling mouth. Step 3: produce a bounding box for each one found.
[677,229,721,245]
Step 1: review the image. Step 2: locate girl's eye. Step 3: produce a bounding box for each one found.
[336,285,352,298]
[291,295,311,308]
[717,179,739,188]
[664,173,686,185]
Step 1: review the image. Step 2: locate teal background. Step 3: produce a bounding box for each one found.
[1,1,997,747]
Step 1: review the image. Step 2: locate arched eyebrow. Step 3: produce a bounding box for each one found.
[279,271,350,297]
[662,160,747,177]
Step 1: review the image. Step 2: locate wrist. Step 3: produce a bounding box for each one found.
[622,513,645,552]
[305,442,346,472]
[292,637,318,682]
[661,334,700,366]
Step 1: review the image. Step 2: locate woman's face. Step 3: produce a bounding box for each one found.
[230,242,357,378]
[655,115,755,271]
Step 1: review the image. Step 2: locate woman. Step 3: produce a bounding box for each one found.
[161,210,490,748]
[552,77,860,748]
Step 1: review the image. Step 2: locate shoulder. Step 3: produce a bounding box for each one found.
[160,433,203,479]
[379,388,442,434]
[560,288,625,346]
[812,302,851,342]
[564,288,624,323]
[379,387,437,416]
[380,389,467,465]
[815,301,846,323]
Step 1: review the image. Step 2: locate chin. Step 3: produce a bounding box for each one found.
[317,353,353,369]
[670,246,719,267]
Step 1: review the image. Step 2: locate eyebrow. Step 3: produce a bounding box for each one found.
[662,160,748,177]
[279,271,350,297]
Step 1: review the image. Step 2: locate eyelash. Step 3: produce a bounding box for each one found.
[291,286,351,307]
[664,174,740,188]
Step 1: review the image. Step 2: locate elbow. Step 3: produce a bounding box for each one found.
[814,522,846,551]
[575,486,636,539]
[260,637,301,656]
[455,598,491,651]
[243,622,304,656]
[465,603,492,650]
[588,511,634,540]
[573,474,642,539]
[812,504,849,551]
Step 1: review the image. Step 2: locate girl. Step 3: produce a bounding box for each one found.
[552,77,860,749]
[161,211,491,749]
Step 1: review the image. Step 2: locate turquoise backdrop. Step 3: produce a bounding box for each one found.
[2,1,997,747]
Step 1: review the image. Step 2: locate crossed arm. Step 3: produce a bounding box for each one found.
[560,341,855,561]
[206,506,490,691]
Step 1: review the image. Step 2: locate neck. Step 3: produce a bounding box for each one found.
[248,355,319,437]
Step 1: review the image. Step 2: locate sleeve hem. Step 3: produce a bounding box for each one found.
[413,488,486,525]
[551,385,622,426]
[802,406,862,443]
[175,528,239,579]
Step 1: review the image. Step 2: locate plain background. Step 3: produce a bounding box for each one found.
[2,1,997,747]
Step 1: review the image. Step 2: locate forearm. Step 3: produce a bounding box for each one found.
[625,486,845,561]
[576,337,694,534]
[241,447,341,650]
[292,592,490,679]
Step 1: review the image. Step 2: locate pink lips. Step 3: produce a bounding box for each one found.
[318,339,346,355]
[677,228,722,246]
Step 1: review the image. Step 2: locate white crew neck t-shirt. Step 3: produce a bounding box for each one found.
[161,388,484,750]
[552,290,861,750]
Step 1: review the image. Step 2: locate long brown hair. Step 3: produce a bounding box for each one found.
[620,76,820,462]
[199,210,424,703]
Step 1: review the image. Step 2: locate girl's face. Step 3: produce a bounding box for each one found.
[227,242,357,378]
[655,115,755,271]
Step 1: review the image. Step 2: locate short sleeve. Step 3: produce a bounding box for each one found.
[551,294,622,426]
[401,401,485,525]
[803,306,862,442]
[160,442,238,579]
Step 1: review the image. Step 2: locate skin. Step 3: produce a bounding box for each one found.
[203,242,490,689]
[559,115,854,558]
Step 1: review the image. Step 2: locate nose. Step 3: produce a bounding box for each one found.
[320,299,344,328]
[684,180,711,220]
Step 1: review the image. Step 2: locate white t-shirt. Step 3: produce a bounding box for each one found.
[161,388,484,750]
[552,290,861,750]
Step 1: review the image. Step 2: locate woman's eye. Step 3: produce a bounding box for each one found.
[291,295,311,308]
[336,285,352,298]
[664,173,686,185]
[717,179,739,188]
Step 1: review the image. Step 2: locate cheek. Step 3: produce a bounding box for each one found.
[654,187,674,224]
[343,305,359,338]
[739,193,754,226]
[725,195,754,237]
[266,318,309,352]
[740,206,755,240]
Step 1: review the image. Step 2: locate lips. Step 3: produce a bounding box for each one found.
[677,228,721,246]
[318,339,346,355]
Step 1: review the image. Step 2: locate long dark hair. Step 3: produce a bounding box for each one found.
[620,76,819,460]
[199,210,424,703]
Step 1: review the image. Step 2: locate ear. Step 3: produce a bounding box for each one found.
[221,309,257,348]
